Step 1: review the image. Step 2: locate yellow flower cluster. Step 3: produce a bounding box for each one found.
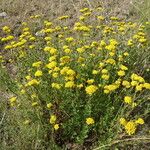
[120,118,144,135]
[85,85,98,95]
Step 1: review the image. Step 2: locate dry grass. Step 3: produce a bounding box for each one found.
[0,0,138,28]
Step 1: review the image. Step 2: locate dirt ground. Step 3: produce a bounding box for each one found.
[0,0,138,27]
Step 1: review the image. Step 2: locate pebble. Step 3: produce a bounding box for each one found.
[0,12,7,18]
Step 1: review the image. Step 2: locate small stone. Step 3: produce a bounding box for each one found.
[0,12,7,18]
[35,31,45,37]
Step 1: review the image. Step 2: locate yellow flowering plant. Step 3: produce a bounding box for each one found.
[0,4,149,150]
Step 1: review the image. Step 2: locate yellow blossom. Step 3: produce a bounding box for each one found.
[122,80,130,88]
[58,15,69,20]
[85,85,98,95]
[20,89,25,94]
[50,115,57,124]
[66,37,74,42]
[52,73,58,78]
[143,83,150,89]
[124,96,132,104]
[80,8,89,13]
[92,70,99,75]
[135,118,144,125]
[47,103,53,109]
[66,69,76,76]
[119,118,127,126]
[25,75,31,80]
[77,84,84,89]
[54,124,59,130]
[101,69,108,74]
[65,81,75,88]
[106,58,116,65]
[117,70,125,77]
[86,117,95,125]
[100,40,106,47]
[77,47,85,53]
[9,97,17,103]
[52,83,61,89]
[49,55,57,62]
[87,79,94,84]
[104,84,118,92]
[131,80,138,86]
[97,16,104,20]
[127,39,133,46]
[120,65,128,70]
[34,70,43,77]
[32,102,38,107]
[104,89,110,94]
[2,26,11,32]
[46,61,57,69]
[131,102,137,108]
[27,79,40,86]
[124,52,129,56]
[135,84,143,91]
[101,74,110,80]
[125,121,137,135]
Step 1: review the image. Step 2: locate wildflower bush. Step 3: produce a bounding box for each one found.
[0,7,150,149]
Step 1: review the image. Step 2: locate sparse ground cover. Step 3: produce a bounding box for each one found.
[0,0,150,150]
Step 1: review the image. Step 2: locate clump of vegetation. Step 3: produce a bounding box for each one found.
[0,6,150,150]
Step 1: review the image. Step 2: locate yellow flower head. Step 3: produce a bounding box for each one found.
[131,102,137,108]
[92,70,99,75]
[87,79,94,84]
[47,103,53,109]
[135,85,143,91]
[124,52,129,56]
[117,70,125,77]
[101,69,108,74]
[66,37,74,42]
[131,80,138,86]
[124,96,132,104]
[50,115,57,124]
[143,83,150,89]
[32,61,42,68]
[27,79,40,86]
[51,83,61,89]
[2,26,11,32]
[86,117,95,125]
[122,80,130,88]
[65,81,75,88]
[9,97,17,103]
[119,118,127,126]
[46,61,57,69]
[66,69,76,76]
[97,16,105,20]
[135,118,144,125]
[54,124,59,130]
[34,70,43,77]
[120,65,128,71]
[101,74,110,80]
[125,121,137,135]
[85,85,98,95]
[32,102,38,107]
